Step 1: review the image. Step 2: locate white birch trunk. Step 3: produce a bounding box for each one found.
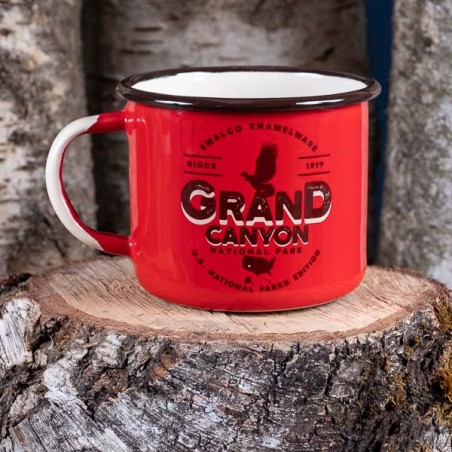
[0,0,96,275]
[379,0,452,285]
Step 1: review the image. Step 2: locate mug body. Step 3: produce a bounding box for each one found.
[119,67,379,311]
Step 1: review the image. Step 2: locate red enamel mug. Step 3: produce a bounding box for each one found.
[46,67,380,311]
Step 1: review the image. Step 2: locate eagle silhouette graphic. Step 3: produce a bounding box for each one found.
[241,142,278,197]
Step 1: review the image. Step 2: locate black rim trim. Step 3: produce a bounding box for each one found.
[117,66,381,112]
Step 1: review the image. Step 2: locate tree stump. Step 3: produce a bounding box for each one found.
[0,257,450,452]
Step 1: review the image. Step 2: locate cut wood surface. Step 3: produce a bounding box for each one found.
[0,257,451,451]
[28,257,443,341]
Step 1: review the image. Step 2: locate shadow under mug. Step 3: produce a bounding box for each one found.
[46,66,380,311]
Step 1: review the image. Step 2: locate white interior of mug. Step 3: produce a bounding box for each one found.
[132,71,367,99]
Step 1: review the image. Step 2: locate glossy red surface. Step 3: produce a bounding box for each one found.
[112,102,370,311]
[84,111,130,256]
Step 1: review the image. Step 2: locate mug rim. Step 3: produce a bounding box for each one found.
[117,66,381,112]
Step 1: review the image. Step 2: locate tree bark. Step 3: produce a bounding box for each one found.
[0,0,96,276]
[82,0,369,237]
[0,257,450,451]
[379,0,452,285]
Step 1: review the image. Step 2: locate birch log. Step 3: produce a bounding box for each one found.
[0,257,450,451]
[82,0,369,237]
[379,0,452,285]
[0,1,96,276]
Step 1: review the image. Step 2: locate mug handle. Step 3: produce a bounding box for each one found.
[46,111,130,256]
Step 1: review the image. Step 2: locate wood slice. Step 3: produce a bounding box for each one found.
[0,257,450,451]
